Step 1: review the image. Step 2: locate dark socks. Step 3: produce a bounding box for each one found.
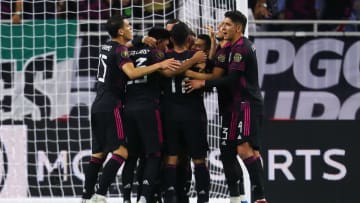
[82,156,105,199]
[220,153,243,197]
[96,154,125,195]
[164,164,177,203]
[176,160,191,203]
[194,163,210,203]
[122,156,138,201]
[244,156,266,201]
[141,155,161,202]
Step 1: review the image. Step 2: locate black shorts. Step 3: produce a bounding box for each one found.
[123,107,163,156]
[91,109,125,154]
[162,104,209,159]
[220,102,263,151]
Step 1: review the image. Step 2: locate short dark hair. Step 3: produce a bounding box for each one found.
[171,22,189,46]
[106,15,126,38]
[148,27,170,41]
[197,34,211,51]
[166,18,181,26]
[224,10,247,34]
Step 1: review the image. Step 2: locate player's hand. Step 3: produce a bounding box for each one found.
[206,25,215,40]
[184,79,205,93]
[195,62,206,72]
[143,36,157,47]
[192,51,207,64]
[12,14,22,24]
[159,58,181,71]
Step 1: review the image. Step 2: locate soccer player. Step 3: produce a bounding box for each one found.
[161,22,210,203]
[186,10,268,203]
[187,22,248,203]
[80,15,180,203]
[121,26,171,203]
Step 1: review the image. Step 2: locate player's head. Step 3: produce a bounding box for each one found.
[223,10,247,41]
[106,15,133,41]
[193,34,211,53]
[148,27,170,51]
[165,18,181,31]
[170,22,189,47]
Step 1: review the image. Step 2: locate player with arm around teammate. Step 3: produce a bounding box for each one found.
[186,11,268,203]
[161,22,210,203]
[121,27,172,203]
[80,15,180,203]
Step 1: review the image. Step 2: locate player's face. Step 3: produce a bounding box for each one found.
[121,19,133,41]
[222,17,242,42]
[193,38,207,52]
[166,23,176,31]
[157,39,169,51]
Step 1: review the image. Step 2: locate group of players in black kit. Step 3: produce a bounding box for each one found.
[81,9,268,203]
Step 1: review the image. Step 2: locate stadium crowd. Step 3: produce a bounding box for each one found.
[1,0,359,31]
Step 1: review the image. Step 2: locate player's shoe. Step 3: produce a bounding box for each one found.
[89,194,107,203]
[80,199,91,203]
[254,199,268,203]
[138,196,147,203]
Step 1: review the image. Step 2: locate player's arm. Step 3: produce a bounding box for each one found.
[126,36,157,48]
[206,25,217,60]
[185,69,241,92]
[184,66,224,80]
[160,51,207,77]
[122,58,180,80]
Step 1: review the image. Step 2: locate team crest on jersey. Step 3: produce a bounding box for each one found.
[233,53,242,62]
[217,54,226,63]
[121,50,129,58]
[156,51,165,59]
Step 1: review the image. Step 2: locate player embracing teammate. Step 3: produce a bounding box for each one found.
[186,10,269,203]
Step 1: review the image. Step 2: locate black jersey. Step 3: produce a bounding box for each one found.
[91,41,132,113]
[161,50,204,107]
[207,37,264,113]
[124,45,165,109]
[213,42,232,115]
[228,37,263,107]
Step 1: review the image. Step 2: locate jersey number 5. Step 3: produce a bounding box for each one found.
[97,54,107,83]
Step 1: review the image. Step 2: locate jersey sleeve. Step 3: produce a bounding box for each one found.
[115,45,132,69]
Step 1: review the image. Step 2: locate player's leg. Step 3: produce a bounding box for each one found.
[122,155,138,203]
[81,113,106,200]
[135,156,145,202]
[94,109,128,197]
[137,109,163,203]
[184,110,210,203]
[122,109,141,203]
[176,150,191,203]
[162,109,180,203]
[236,103,267,203]
[219,111,245,203]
